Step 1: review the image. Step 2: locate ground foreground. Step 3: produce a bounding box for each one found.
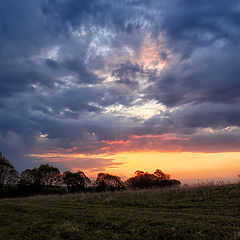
[0,184,239,240]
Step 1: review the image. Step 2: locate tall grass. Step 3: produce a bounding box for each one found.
[0,183,239,240]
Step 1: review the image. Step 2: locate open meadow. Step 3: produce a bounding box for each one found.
[0,184,239,240]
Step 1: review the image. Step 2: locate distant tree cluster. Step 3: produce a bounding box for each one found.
[0,152,181,198]
[126,169,181,189]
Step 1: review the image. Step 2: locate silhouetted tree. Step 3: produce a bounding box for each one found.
[0,152,19,192]
[38,164,61,186]
[63,170,90,193]
[20,164,61,186]
[126,170,156,189]
[18,164,63,196]
[95,173,124,191]
[126,169,181,189]
[20,168,41,186]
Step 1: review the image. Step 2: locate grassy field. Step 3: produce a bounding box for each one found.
[0,184,239,240]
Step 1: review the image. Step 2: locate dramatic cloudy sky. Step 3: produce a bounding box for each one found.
[1,0,240,180]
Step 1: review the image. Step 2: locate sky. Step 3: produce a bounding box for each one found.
[0,0,240,182]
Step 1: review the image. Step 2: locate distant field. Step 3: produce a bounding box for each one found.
[0,184,239,240]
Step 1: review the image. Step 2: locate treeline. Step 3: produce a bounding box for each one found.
[0,152,181,198]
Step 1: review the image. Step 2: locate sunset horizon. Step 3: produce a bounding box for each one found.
[27,150,240,183]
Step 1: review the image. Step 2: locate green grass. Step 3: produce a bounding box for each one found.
[0,184,240,240]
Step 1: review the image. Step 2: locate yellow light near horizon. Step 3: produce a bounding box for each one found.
[29,151,240,182]
[103,151,240,181]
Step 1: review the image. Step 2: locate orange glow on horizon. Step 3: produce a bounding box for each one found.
[29,150,240,182]
[111,151,240,183]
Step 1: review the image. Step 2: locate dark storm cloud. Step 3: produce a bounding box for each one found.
[146,44,240,107]
[0,1,50,57]
[145,0,240,106]
[159,0,240,54]
[0,61,58,98]
[42,0,149,33]
[1,0,240,172]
